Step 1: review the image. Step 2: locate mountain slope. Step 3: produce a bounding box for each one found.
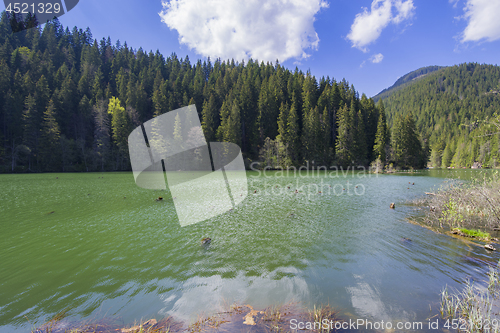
[373,65,445,102]
[382,63,500,168]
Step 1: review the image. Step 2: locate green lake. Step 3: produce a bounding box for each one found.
[0,169,498,332]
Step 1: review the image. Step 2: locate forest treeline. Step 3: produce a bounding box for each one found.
[382,63,500,168]
[0,12,428,172]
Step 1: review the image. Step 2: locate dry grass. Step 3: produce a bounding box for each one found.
[415,172,500,231]
[440,263,500,333]
[307,304,340,333]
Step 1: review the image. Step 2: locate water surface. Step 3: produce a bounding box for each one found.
[0,169,498,331]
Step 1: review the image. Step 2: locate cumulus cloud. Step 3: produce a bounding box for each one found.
[347,0,415,52]
[370,53,384,63]
[461,0,500,43]
[159,0,328,62]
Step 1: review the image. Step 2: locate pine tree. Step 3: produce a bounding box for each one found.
[201,94,218,142]
[335,104,352,167]
[35,75,50,115]
[39,99,61,171]
[216,98,231,141]
[391,113,424,168]
[93,99,110,171]
[22,94,39,170]
[257,78,278,142]
[301,72,317,115]
[403,114,424,168]
[287,101,299,164]
[92,68,104,103]
[224,101,241,146]
[277,102,289,145]
[277,102,292,166]
[354,110,367,164]
[373,110,388,163]
[237,72,257,153]
[108,96,130,168]
[152,85,167,117]
[301,106,320,163]
[320,106,331,164]
[442,143,452,168]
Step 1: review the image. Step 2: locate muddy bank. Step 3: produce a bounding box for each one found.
[32,302,343,333]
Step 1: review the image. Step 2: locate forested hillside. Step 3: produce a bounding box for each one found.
[0,12,428,172]
[373,65,445,102]
[382,63,500,168]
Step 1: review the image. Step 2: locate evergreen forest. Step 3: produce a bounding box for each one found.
[382,64,500,168]
[1,11,475,173]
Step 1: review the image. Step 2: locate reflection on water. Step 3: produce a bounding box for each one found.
[347,275,392,323]
[0,170,499,332]
[162,273,311,323]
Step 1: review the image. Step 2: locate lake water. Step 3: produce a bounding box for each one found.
[0,169,498,332]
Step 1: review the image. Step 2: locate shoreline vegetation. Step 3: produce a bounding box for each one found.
[440,263,500,333]
[30,302,341,333]
[414,171,500,235]
[412,172,500,330]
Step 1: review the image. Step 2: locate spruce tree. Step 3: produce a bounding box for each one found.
[224,101,241,146]
[403,113,424,168]
[354,110,367,165]
[201,94,218,142]
[442,144,452,168]
[39,99,61,171]
[287,101,299,164]
[391,114,404,166]
[108,96,130,168]
[321,106,331,164]
[335,104,352,167]
[216,98,231,142]
[22,94,39,170]
[373,110,388,163]
[277,102,289,144]
[93,100,110,171]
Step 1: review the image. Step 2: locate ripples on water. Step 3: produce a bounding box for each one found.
[0,170,498,332]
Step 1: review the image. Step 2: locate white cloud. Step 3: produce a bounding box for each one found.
[461,0,500,43]
[159,0,328,62]
[392,0,414,23]
[360,53,384,67]
[370,53,384,63]
[347,0,415,52]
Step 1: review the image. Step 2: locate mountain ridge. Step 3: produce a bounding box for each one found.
[373,65,446,101]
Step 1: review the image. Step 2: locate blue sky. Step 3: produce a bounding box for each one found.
[3,0,499,97]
